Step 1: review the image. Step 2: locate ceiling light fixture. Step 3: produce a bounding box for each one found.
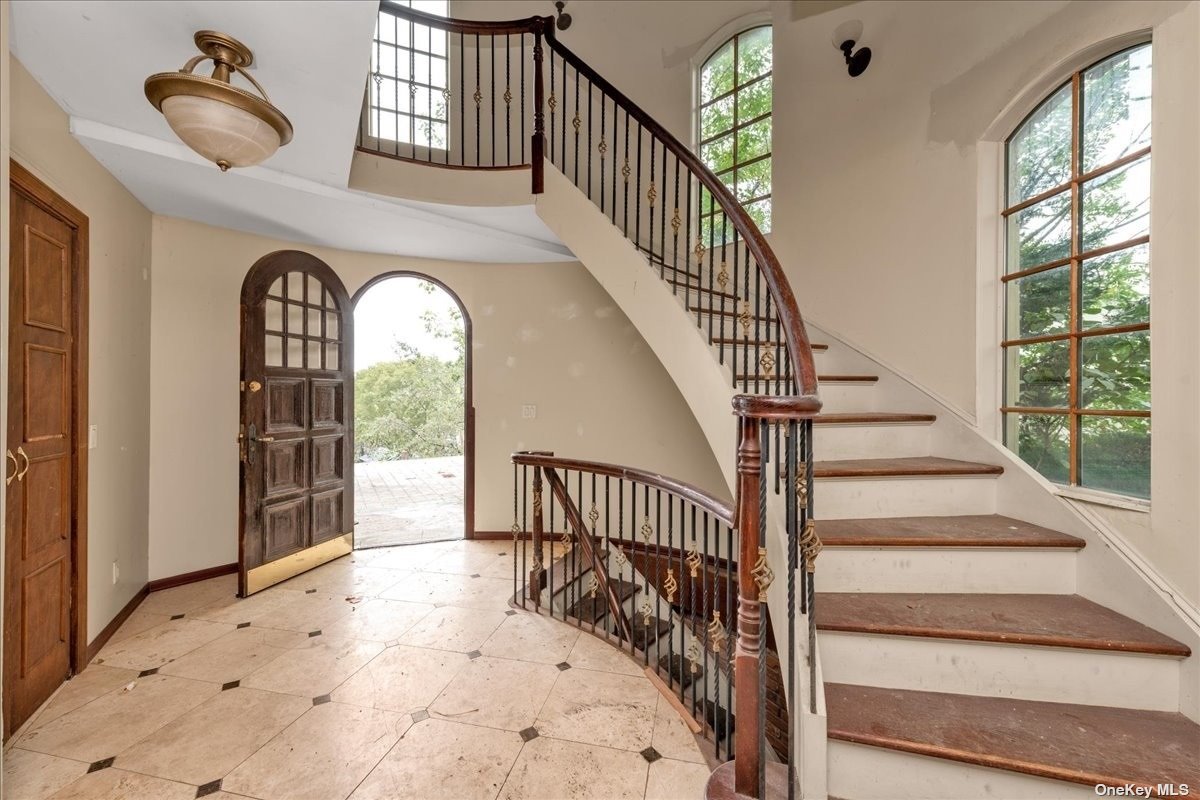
[145,30,293,172]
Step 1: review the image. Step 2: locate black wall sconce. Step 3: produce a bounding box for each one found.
[832,20,871,77]
[555,1,572,31]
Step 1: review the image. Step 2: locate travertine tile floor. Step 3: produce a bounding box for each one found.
[2,539,709,800]
[355,457,465,549]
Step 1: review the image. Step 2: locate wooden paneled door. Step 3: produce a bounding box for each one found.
[239,251,354,596]
[5,161,89,740]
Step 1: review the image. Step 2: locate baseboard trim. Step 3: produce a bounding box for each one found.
[147,562,238,593]
[471,530,533,541]
[86,584,148,662]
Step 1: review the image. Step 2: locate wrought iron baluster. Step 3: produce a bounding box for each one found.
[505,33,511,166]
[786,420,798,800]
[635,122,643,255]
[474,34,481,166]
[586,79,593,202]
[573,66,580,186]
[521,463,528,609]
[490,33,496,166]
[647,137,656,269]
[459,32,465,165]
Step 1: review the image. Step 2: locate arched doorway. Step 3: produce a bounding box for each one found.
[351,272,473,547]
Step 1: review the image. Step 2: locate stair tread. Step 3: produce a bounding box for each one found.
[826,683,1200,794]
[567,579,639,622]
[736,374,877,383]
[815,412,935,425]
[658,653,704,689]
[818,515,1084,548]
[547,547,607,598]
[711,337,829,351]
[816,593,1190,656]
[814,457,1003,478]
[668,280,738,301]
[628,616,673,648]
[689,305,773,322]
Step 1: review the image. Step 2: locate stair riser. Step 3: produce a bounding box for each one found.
[816,547,1077,593]
[813,424,933,460]
[810,382,882,412]
[820,632,1181,711]
[816,476,997,518]
[828,740,1096,800]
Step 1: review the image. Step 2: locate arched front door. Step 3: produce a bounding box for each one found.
[238,251,354,596]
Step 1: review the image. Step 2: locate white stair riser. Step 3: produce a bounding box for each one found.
[820,632,1181,711]
[816,476,997,518]
[813,423,932,460]
[828,740,1097,800]
[811,382,881,412]
[816,547,1077,593]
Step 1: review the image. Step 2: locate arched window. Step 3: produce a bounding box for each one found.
[1002,43,1151,498]
[697,26,772,235]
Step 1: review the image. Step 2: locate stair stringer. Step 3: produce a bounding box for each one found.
[535,165,739,495]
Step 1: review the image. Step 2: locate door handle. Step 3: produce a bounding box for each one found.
[15,447,30,482]
[255,436,276,443]
[5,450,16,486]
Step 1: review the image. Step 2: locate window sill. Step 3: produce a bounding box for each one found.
[1055,485,1150,513]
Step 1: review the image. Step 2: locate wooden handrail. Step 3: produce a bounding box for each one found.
[376,3,540,35]
[732,393,823,420]
[512,452,734,525]
[540,21,821,401]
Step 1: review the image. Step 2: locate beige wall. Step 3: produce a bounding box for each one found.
[8,57,154,639]
[147,217,726,580]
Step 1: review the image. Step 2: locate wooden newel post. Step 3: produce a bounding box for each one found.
[530,465,545,603]
[734,415,764,798]
[531,23,546,194]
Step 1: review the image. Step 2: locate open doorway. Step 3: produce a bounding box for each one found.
[352,273,472,548]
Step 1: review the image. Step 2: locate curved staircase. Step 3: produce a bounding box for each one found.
[361,7,1199,798]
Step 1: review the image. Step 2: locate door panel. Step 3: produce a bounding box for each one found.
[239,252,354,596]
[6,168,85,740]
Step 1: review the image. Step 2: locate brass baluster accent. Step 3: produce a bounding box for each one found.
[510,520,521,543]
[473,86,483,107]
[685,538,702,578]
[587,572,599,599]
[686,639,702,674]
[717,261,729,290]
[800,519,822,573]
[671,208,681,236]
[693,240,706,265]
[621,157,631,183]
[751,547,774,602]
[588,501,599,526]
[707,611,726,653]
[646,180,657,207]
[503,86,512,106]
[759,349,776,378]
[663,568,678,604]
[738,301,753,336]
[598,137,608,157]
[548,91,557,112]
[613,547,629,570]
[639,596,653,628]
[571,112,581,133]
[640,516,652,544]
[796,463,809,509]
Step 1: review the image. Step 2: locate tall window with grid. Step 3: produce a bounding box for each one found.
[1002,43,1152,498]
[368,0,450,148]
[697,26,773,238]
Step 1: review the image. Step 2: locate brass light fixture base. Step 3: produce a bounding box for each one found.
[194,30,254,69]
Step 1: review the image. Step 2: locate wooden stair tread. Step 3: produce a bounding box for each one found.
[816,593,1190,656]
[826,683,1200,794]
[818,515,1084,548]
[735,374,877,383]
[815,412,935,425]
[658,653,704,689]
[711,337,828,351]
[547,547,607,598]
[567,579,639,623]
[814,457,1003,478]
[628,616,673,649]
[668,280,738,301]
[689,305,772,322]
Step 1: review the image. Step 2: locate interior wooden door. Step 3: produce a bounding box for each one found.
[239,251,354,596]
[5,163,88,739]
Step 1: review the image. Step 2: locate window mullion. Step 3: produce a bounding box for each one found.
[1068,70,1082,487]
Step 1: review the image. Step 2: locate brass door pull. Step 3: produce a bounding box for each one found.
[5,450,16,486]
[15,447,30,482]
[256,436,276,443]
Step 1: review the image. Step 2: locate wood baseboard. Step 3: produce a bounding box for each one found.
[86,584,148,662]
[471,530,532,541]
[147,562,237,593]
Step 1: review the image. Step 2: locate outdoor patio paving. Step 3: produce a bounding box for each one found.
[354,456,464,548]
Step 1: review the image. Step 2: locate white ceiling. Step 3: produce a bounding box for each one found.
[9,0,573,263]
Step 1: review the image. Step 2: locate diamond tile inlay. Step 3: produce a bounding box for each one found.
[221,680,240,691]
[411,709,430,723]
[196,779,223,798]
[313,694,332,706]
[138,668,159,678]
[641,747,662,763]
[556,662,571,671]
[308,630,322,638]
[170,614,185,621]
[467,650,482,660]
[87,757,115,773]
[236,622,251,629]
[519,727,540,742]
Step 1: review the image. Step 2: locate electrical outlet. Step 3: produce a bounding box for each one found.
[521,404,537,419]
[112,561,120,585]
